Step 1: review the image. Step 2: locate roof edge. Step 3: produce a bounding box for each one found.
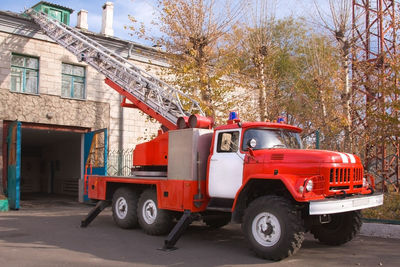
[31,1,74,13]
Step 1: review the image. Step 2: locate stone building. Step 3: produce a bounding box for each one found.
[0,1,163,207]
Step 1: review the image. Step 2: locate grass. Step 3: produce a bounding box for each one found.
[362,191,400,221]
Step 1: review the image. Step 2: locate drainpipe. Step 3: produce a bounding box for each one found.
[118,95,124,175]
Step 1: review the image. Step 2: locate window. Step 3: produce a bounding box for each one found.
[49,9,62,21]
[242,128,303,151]
[61,63,86,99]
[11,54,39,94]
[217,131,239,153]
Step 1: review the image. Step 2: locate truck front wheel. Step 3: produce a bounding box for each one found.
[311,211,362,245]
[138,189,174,235]
[112,187,139,229]
[243,196,304,261]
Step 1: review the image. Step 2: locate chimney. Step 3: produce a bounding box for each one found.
[101,2,114,36]
[77,10,88,31]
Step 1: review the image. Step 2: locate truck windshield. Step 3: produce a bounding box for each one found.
[242,128,303,150]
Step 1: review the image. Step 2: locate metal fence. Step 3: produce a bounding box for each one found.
[107,149,133,176]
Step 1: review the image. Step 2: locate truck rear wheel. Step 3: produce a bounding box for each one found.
[243,196,304,261]
[311,211,362,245]
[138,189,174,235]
[112,187,139,229]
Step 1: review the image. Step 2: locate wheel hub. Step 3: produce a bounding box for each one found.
[261,222,274,236]
[115,197,128,219]
[142,199,157,224]
[252,212,281,247]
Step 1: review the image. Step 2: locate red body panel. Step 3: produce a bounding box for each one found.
[87,175,208,212]
[133,132,169,167]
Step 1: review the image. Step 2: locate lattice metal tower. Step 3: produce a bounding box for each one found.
[352,0,399,191]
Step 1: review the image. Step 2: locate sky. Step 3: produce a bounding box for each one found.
[1,0,327,46]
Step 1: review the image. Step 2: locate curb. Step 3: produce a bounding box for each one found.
[362,218,400,225]
[360,222,400,239]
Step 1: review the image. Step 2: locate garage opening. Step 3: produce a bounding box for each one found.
[20,128,83,202]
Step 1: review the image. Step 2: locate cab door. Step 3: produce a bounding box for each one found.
[208,129,244,199]
[7,121,21,210]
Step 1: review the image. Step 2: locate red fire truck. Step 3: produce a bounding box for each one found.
[27,9,384,261]
[82,112,383,261]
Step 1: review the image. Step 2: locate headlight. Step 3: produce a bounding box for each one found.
[305,179,313,192]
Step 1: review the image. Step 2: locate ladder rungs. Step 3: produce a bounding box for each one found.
[27,9,204,128]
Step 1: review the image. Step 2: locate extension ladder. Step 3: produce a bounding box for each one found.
[26,9,204,129]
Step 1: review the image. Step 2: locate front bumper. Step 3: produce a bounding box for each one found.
[309,193,383,215]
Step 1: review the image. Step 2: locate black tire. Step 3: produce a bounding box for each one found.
[242,196,304,261]
[112,187,139,229]
[138,189,174,235]
[203,213,231,229]
[311,211,362,245]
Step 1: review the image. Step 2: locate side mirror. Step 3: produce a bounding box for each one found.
[248,138,257,148]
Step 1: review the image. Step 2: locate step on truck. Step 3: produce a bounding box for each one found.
[26,8,384,261]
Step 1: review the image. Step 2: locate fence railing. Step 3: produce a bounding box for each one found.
[107,149,133,176]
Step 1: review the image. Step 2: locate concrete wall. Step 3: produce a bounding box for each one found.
[20,154,42,193]
[52,139,81,195]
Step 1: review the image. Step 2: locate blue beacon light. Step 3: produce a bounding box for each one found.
[228,111,238,120]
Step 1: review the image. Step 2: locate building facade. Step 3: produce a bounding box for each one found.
[0,2,163,205]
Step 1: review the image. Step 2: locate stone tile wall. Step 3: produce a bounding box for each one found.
[0,30,162,190]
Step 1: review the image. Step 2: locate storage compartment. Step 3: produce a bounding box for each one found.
[168,128,213,181]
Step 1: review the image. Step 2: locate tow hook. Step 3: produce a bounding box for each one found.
[319,214,331,224]
[335,190,347,199]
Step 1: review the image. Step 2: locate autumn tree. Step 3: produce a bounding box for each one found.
[127,0,247,122]
[233,0,277,121]
[294,34,348,150]
[234,6,309,123]
[311,0,354,152]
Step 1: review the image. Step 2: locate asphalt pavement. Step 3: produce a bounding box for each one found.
[0,197,399,267]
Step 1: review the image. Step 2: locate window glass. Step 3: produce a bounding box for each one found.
[73,81,84,99]
[61,63,86,99]
[62,63,73,75]
[217,131,239,153]
[10,54,39,94]
[61,76,71,97]
[25,70,38,94]
[11,55,24,67]
[11,67,22,92]
[49,9,62,21]
[63,13,68,24]
[242,128,303,150]
[26,57,38,69]
[73,66,84,76]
